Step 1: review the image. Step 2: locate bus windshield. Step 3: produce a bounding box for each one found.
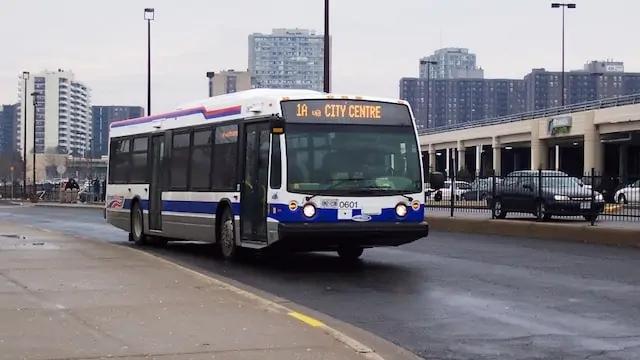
[285,124,422,195]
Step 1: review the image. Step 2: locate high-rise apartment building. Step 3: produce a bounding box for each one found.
[419,48,484,80]
[92,106,144,158]
[207,70,251,96]
[400,78,525,130]
[404,55,640,129]
[248,28,324,91]
[18,69,91,156]
[0,104,18,154]
[524,65,640,111]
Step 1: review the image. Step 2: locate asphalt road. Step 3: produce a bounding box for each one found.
[1,205,640,360]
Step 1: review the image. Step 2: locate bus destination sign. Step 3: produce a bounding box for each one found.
[281,99,412,126]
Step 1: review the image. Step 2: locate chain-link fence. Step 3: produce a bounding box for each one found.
[425,169,640,223]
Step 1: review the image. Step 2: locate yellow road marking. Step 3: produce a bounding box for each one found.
[288,311,325,328]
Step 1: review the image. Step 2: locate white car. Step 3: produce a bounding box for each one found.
[433,181,472,201]
[614,180,640,204]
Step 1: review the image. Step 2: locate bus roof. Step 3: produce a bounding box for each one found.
[109,89,411,137]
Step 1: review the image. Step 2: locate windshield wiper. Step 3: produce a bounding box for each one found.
[356,187,414,201]
[304,178,364,201]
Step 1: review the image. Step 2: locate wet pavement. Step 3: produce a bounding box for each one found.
[2,205,640,359]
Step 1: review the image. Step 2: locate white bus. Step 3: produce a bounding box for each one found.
[106,89,428,260]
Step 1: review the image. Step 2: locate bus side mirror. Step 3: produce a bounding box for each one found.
[271,118,285,134]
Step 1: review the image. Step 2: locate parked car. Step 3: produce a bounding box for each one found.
[614,180,640,204]
[461,178,502,201]
[487,170,605,221]
[570,177,592,191]
[433,180,472,202]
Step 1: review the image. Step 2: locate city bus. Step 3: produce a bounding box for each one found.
[105,89,428,260]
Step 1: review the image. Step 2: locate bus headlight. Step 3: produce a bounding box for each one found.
[303,203,316,218]
[411,200,421,211]
[288,200,298,211]
[395,203,408,217]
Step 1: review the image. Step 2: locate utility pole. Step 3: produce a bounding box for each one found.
[21,71,29,198]
[551,3,576,106]
[31,92,37,197]
[420,60,438,128]
[323,0,330,93]
[144,8,155,115]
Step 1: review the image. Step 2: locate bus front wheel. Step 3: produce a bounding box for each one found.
[337,246,363,261]
[218,208,238,260]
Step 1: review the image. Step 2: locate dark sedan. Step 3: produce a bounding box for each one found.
[487,171,605,221]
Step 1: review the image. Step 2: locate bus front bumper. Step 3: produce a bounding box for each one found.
[274,221,428,251]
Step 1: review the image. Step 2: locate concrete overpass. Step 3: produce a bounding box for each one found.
[419,94,640,178]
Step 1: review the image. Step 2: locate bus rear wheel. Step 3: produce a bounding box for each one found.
[218,208,238,260]
[129,202,147,245]
[337,246,363,261]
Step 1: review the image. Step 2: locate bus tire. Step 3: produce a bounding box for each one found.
[218,207,237,260]
[130,201,147,245]
[337,246,363,261]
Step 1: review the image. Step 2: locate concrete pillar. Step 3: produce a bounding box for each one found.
[475,145,481,176]
[530,120,548,170]
[583,115,603,174]
[492,137,501,175]
[555,145,560,171]
[428,144,436,173]
[619,144,628,181]
[457,141,465,171]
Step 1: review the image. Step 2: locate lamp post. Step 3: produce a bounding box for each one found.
[144,8,155,116]
[21,71,29,198]
[551,3,576,107]
[323,0,330,93]
[420,60,438,128]
[30,91,38,197]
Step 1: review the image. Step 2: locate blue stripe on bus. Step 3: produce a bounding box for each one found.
[121,199,422,223]
[267,203,424,223]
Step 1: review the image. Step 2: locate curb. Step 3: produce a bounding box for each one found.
[33,202,104,209]
[428,216,640,247]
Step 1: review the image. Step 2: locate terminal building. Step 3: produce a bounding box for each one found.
[419,95,640,181]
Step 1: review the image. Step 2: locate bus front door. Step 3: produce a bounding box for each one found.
[241,122,270,242]
[149,135,164,231]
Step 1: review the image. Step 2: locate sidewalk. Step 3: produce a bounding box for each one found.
[0,222,383,360]
[427,209,640,247]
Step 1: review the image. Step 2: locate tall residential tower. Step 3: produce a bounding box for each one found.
[248,28,324,91]
[18,69,91,157]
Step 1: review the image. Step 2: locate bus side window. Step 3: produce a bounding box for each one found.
[212,125,238,190]
[130,137,149,183]
[190,129,213,190]
[109,138,131,184]
[170,132,191,190]
[270,134,281,189]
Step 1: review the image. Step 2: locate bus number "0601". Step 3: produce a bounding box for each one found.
[339,201,359,209]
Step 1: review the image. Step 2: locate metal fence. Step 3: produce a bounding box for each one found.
[425,170,640,223]
[0,182,105,204]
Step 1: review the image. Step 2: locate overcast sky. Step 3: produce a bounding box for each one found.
[1,0,639,113]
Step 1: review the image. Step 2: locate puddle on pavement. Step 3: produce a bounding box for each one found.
[0,234,60,250]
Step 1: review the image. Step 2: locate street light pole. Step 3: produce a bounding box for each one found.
[144,8,155,116]
[551,3,576,107]
[31,91,37,196]
[323,0,330,93]
[21,71,29,198]
[420,60,438,128]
